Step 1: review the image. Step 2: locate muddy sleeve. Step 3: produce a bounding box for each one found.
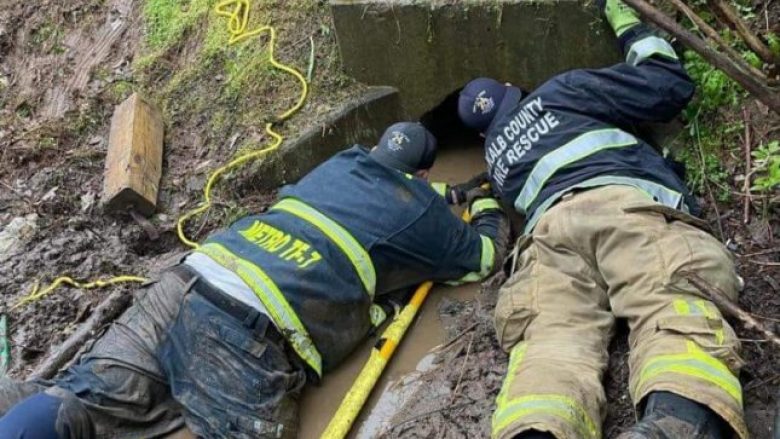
[544,25,694,126]
[433,198,508,285]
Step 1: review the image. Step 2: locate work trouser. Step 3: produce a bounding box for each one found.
[0,265,306,439]
[493,185,746,439]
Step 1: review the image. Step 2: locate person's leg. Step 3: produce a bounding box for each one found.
[0,392,94,439]
[0,377,44,416]
[51,270,193,438]
[0,393,62,439]
[593,186,747,438]
[492,203,614,439]
[0,269,193,438]
[158,289,306,439]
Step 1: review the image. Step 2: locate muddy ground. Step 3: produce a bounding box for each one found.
[1,0,779,438]
[1,0,354,374]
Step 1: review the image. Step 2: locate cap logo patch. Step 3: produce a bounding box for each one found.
[473,90,495,115]
[388,131,410,151]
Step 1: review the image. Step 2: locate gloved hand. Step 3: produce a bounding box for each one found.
[467,193,510,278]
[467,191,502,221]
[446,172,489,205]
[597,0,641,37]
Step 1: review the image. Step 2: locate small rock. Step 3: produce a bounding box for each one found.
[80,192,96,212]
[0,214,38,262]
[40,186,59,203]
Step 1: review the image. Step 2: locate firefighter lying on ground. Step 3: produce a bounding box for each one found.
[0,122,509,439]
[457,1,746,438]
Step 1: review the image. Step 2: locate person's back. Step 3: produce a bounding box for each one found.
[458,3,746,439]
[199,143,498,372]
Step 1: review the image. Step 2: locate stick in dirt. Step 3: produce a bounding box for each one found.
[622,0,780,114]
[665,0,765,80]
[707,0,778,67]
[30,290,132,380]
[683,272,780,348]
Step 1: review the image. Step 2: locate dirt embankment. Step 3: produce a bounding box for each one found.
[0,0,354,376]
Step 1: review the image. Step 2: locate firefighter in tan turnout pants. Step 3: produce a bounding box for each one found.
[457,1,747,438]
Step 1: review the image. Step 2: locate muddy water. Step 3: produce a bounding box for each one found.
[298,142,487,438]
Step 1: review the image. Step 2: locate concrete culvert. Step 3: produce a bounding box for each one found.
[330,0,622,118]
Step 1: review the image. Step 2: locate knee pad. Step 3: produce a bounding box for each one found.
[0,393,62,439]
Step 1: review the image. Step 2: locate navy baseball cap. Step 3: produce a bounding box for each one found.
[459,77,519,132]
[370,122,438,174]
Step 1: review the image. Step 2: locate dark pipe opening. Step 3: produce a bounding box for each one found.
[419,88,482,150]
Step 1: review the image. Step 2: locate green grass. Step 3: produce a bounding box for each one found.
[135,0,345,159]
[143,0,214,51]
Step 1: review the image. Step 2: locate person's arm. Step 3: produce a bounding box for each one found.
[445,196,510,285]
[402,194,509,285]
[544,23,695,127]
[430,172,489,205]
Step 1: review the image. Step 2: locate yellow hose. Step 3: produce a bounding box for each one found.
[320,210,471,439]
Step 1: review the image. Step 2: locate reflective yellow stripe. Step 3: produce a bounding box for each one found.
[495,343,528,408]
[523,175,684,234]
[493,394,598,439]
[514,129,637,214]
[446,235,495,285]
[695,300,725,345]
[673,298,725,345]
[470,198,500,217]
[431,182,448,197]
[369,303,387,327]
[636,341,741,405]
[196,242,323,376]
[492,344,598,438]
[627,35,678,66]
[272,198,376,298]
[673,299,691,315]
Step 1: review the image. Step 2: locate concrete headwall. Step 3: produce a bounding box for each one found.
[254,86,402,189]
[331,0,622,118]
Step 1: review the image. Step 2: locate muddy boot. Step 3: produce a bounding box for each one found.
[618,391,729,439]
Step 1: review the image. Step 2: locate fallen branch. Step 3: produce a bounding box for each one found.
[683,272,780,348]
[666,0,765,80]
[30,290,132,380]
[450,332,475,404]
[742,106,752,224]
[433,321,479,353]
[707,0,777,67]
[386,401,474,434]
[622,0,780,114]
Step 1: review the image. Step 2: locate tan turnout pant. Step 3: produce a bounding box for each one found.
[493,186,746,439]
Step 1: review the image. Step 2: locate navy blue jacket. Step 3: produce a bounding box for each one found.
[200,146,499,374]
[483,26,697,232]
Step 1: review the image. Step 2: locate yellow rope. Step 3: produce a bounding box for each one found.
[13,0,308,308]
[177,0,309,248]
[12,276,148,310]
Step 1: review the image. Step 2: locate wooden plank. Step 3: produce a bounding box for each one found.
[102,93,163,216]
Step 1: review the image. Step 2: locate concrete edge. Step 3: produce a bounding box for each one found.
[250,86,402,190]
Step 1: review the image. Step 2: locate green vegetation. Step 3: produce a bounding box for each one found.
[142,0,214,51]
[135,0,348,155]
[674,0,780,212]
[680,51,743,202]
[751,141,780,193]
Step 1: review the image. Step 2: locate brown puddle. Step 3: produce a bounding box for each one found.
[299,142,487,438]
